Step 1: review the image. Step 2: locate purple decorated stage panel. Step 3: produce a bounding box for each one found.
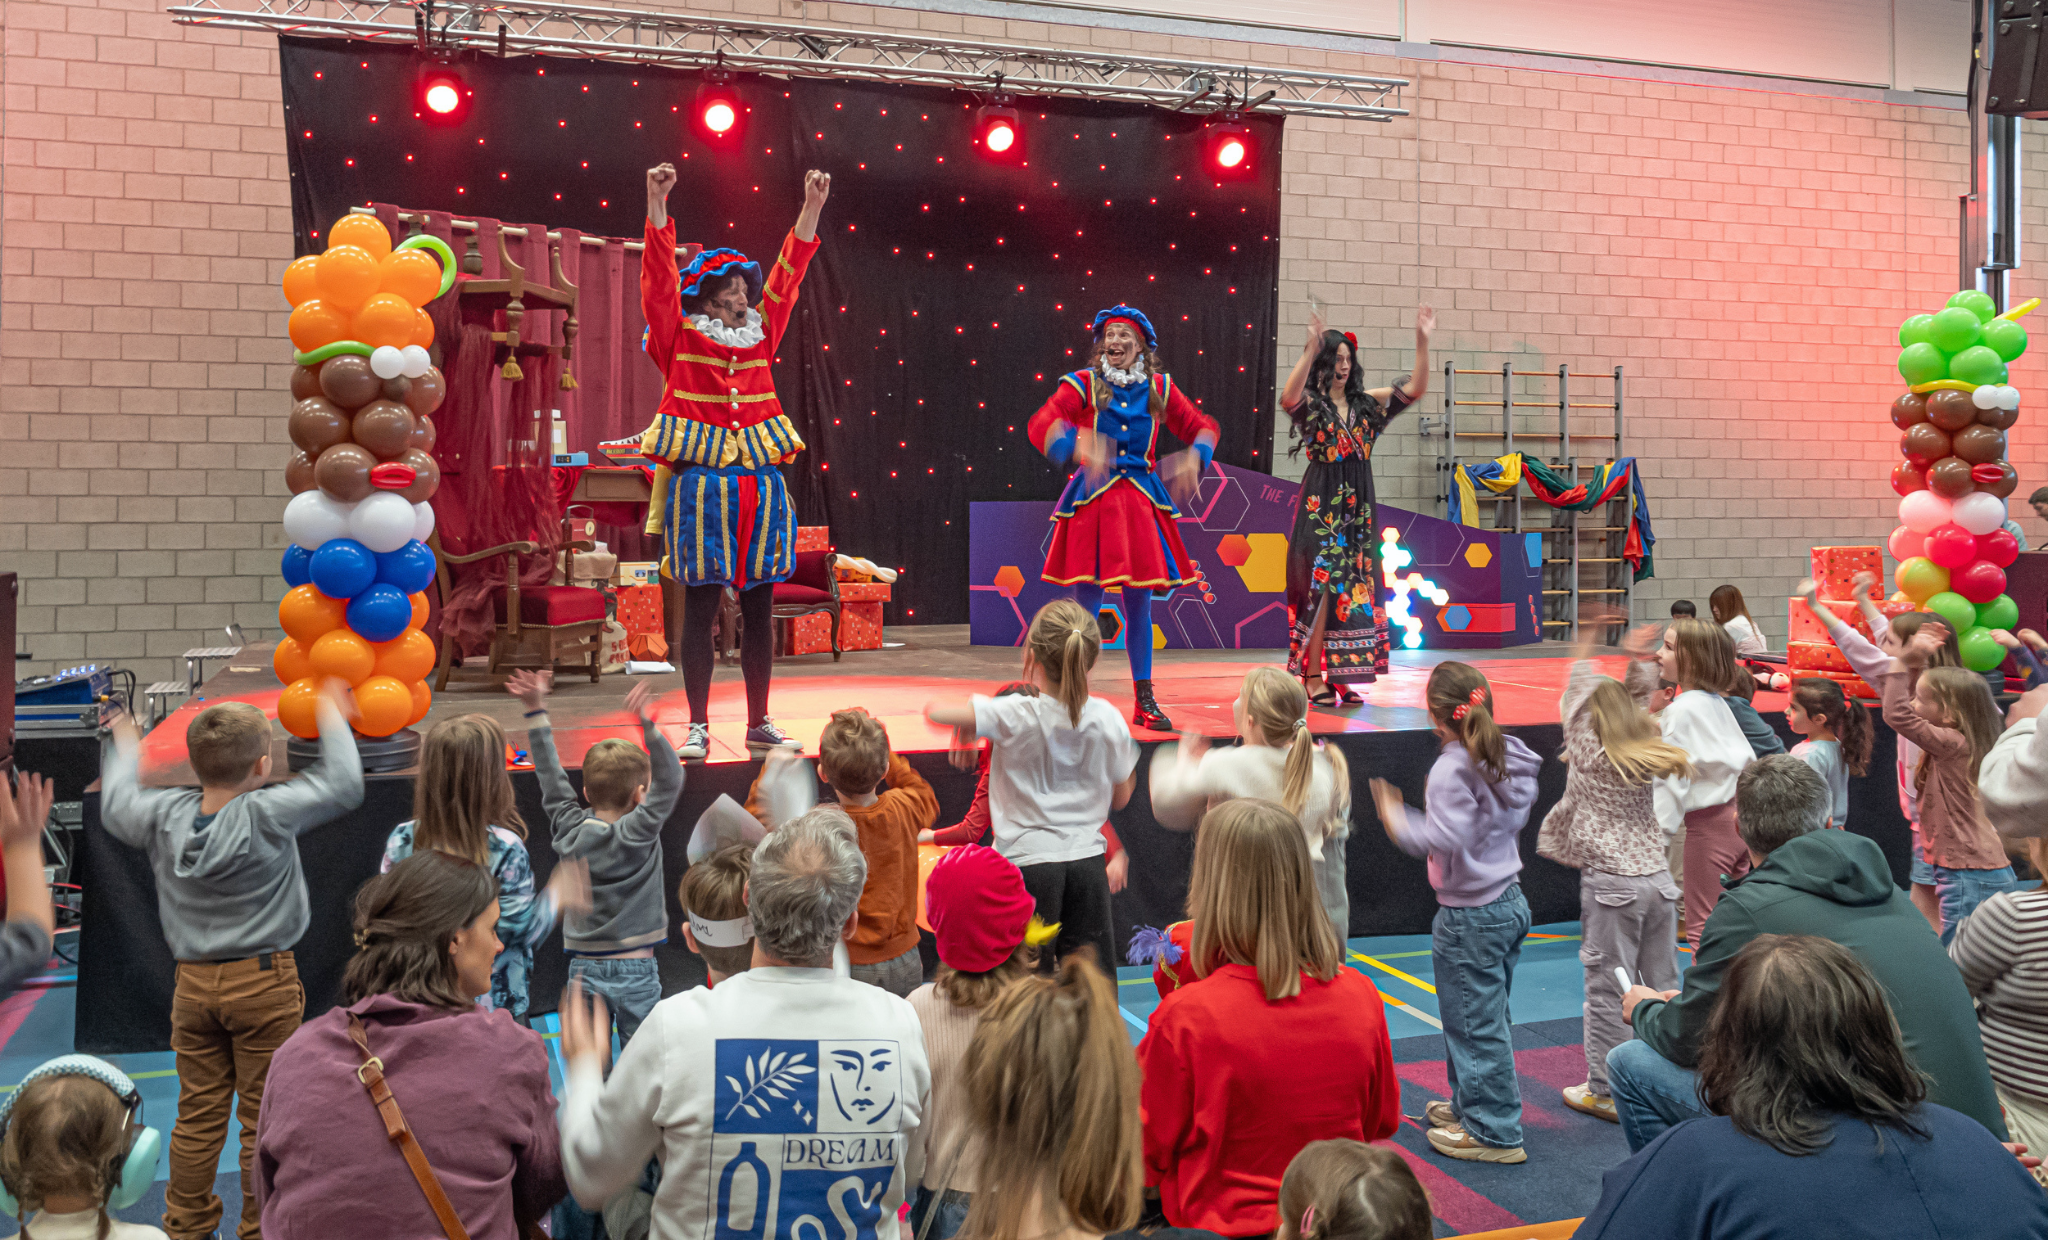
[968,462,1542,650]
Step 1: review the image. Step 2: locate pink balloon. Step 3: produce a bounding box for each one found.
[1953,559,2009,605]
[1979,527,2021,568]
[1927,522,1980,569]
[1899,489,1954,534]
[1889,525,1929,563]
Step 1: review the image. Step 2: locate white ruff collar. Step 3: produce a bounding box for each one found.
[1098,357,1149,389]
[690,308,765,349]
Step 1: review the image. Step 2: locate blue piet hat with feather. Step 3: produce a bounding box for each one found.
[679,247,764,305]
[1091,305,1158,350]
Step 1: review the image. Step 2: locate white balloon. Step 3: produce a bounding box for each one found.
[399,345,432,379]
[369,345,406,380]
[284,490,354,552]
[1953,491,2009,536]
[1972,384,2000,409]
[1898,489,1952,534]
[349,490,417,553]
[412,500,436,543]
[1999,385,2023,411]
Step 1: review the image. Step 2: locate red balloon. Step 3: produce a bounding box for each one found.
[1892,461,1928,496]
[1953,559,2009,605]
[1979,527,2022,568]
[1926,522,1980,569]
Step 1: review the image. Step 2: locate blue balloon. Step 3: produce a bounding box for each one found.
[375,540,437,597]
[309,538,378,601]
[347,583,412,643]
[280,545,313,588]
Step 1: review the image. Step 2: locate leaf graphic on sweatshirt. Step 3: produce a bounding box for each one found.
[723,1050,815,1121]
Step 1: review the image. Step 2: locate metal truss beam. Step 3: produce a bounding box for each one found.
[167,0,1408,119]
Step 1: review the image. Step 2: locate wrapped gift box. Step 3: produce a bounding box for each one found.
[1786,667,1876,699]
[785,604,886,655]
[795,526,832,553]
[1809,546,1883,601]
[1786,641,1854,675]
[838,581,893,603]
[615,561,660,588]
[1786,597,1915,644]
[614,583,669,660]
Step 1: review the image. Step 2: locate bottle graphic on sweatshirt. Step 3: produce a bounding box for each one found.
[716,1142,772,1240]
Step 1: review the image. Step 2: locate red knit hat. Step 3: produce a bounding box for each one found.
[925,845,1039,973]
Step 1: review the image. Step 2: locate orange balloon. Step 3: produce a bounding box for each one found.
[407,679,432,726]
[278,584,349,646]
[286,299,351,352]
[409,592,430,629]
[283,255,322,308]
[353,294,417,349]
[327,213,393,261]
[379,249,442,306]
[273,636,313,684]
[410,308,436,349]
[354,674,413,737]
[315,245,382,314]
[277,676,323,739]
[309,628,377,685]
[371,628,436,683]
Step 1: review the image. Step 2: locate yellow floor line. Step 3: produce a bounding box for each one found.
[1351,951,1438,995]
[1381,992,1443,1029]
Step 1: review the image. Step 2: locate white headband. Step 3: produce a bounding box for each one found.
[688,911,754,949]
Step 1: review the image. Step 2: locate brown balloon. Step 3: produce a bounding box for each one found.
[1982,460,2020,498]
[1902,423,1951,467]
[318,354,381,409]
[398,448,441,504]
[1954,424,2008,464]
[1890,393,1929,430]
[289,398,351,454]
[314,443,377,502]
[1978,402,2020,430]
[403,368,445,418]
[290,365,322,401]
[381,376,413,402]
[1927,456,1976,498]
[409,415,437,454]
[285,450,317,495]
[1926,389,1978,432]
[352,400,417,460]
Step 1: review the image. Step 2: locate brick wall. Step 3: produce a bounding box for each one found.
[0,0,2022,677]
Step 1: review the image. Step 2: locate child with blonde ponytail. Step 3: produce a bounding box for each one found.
[1371,662,1540,1163]
[927,599,1139,972]
[1151,665,1354,939]
[1537,630,1692,1124]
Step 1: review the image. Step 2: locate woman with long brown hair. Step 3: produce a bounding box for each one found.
[1137,800,1398,1235]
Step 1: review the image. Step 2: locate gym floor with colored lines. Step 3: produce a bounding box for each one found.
[2,921,1682,1237]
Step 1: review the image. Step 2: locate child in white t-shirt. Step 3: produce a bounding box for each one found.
[1710,584,1767,657]
[927,598,1138,971]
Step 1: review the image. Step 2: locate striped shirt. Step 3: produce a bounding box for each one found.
[1950,884,2048,1102]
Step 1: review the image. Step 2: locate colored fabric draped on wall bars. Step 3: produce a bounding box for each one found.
[1450,454,1657,581]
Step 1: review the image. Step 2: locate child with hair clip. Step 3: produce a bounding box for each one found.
[1149,664,1354,940]
[1370,663,1541,1163]
[1884,621,2022,943]
[1788,677,1871,831]
[1275,1140,1431,1240]
[384,714,590,1020]
[926,599,1139,973]
[1536,624,1691,1124]
[0,1058,168,1240]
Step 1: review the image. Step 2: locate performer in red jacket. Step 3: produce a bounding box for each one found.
[634,162,828,758]
[1027,307,1219,731]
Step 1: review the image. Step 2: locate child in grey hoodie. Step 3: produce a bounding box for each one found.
[511,671,682,1045]
[1371,661,1541,1166]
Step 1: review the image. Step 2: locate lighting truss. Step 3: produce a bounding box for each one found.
[166,0,1409,120]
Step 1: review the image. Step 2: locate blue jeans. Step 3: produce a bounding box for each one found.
[909,1186,972,1240]
[1606,1038,1708,1153]
[568,955,664,1045]
[1432,883,1531,1149]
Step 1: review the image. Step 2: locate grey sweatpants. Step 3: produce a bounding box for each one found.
[1579,869,1681,1095]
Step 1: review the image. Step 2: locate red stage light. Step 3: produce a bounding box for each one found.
[975,102,1023,162]
[703,99,736,133]
[1204,116,1255,180]
[414,63,470,125]
[693,74,745,143]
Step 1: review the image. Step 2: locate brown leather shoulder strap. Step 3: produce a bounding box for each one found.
[346,1011,473,1240]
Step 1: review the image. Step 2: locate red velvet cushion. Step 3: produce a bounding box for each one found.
[773,583,834,607]
[496,585,606,627]
[787,549,835,591]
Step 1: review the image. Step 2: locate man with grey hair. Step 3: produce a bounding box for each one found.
[558,805,931,1239]
[1605,754,2003,1152]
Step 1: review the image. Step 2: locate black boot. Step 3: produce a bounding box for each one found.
[1132,679,1174,732]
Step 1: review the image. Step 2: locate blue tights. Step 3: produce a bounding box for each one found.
[1074,583,1154,680]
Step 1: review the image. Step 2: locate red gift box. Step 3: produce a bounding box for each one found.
[838,581,892,603]
[1788,667,1877,699]
[784,603,886,655]
[795,526,832,553]
[614,583,668,660]
[1786,597,1914,644]
[1809,546,1883,602]
[1786,641,1854,675]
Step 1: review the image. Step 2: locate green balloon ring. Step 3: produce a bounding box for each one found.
[396,234,458,300]
[293,341,372,366]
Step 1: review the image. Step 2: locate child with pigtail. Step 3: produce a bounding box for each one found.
[1787,677,1872,830]
[1371,662,1540,1164]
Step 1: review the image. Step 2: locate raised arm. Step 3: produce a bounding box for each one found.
[1279,307,1327,414]
[792,169,830,243]
[1367,306,1434,405]
[641,164,683,368]
[762,171,830,353]
[252,683,365,834]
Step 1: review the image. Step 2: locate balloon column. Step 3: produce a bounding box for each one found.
[273,214,455,740]
[1890,291,2036,673]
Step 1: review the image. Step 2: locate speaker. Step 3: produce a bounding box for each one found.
[1990,2,2048,117]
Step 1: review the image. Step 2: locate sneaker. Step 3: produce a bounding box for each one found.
[1563,1083,1618,1123]
[1423,1099,1457,1129]
[679,722,710,761]
[1426,1123,1526,1163]
[746,719,802,751]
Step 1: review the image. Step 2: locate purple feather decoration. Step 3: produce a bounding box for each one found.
[1126,925,1183,967]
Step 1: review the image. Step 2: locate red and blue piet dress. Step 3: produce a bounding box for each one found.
[1028,368,1220,589]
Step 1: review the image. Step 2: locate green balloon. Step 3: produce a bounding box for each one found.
[1898,341,1947,385]
[1899,314,1935,348]
[1949,344,2009,387]
[1977,593,2020,631]
[1926,590,1978,635]
[1982,317,2028,362]
[1961,625,2008,672]
[1928,306,1984,353]
[1951,289,2000,324]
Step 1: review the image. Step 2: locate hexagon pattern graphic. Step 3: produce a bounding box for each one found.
[1463,543,1492,569]
[1229,533,1289,593]
[1216,534,1252,566]
[992,565,1025,598]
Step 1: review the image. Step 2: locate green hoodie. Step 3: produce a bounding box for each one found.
[1633,827,2007,1140]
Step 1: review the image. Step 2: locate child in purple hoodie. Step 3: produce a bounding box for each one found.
[1371,662,1542,1165]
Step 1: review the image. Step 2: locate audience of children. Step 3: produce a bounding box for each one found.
[677,842,755,985]
[1273,1141,1431,1240]
[1786,677,1870,830]
[1710,584,1767,657]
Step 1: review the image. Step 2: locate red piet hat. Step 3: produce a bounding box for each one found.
[925,845,1039,973]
